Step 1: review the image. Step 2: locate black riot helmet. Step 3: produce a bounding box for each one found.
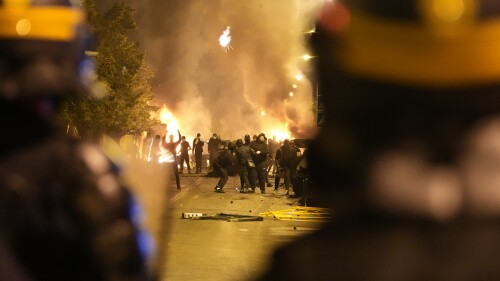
[309,1,500,207]
[0,0,89,99]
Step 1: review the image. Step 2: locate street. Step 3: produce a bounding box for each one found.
[155,167,325,281]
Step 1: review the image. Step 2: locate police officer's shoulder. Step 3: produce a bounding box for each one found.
[76,143,114,175]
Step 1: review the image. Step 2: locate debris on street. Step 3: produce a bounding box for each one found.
[182,212,263,222]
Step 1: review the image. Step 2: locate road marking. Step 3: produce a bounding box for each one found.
[170,186,191,202]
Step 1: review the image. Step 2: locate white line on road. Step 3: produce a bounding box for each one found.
[170,186,191,202]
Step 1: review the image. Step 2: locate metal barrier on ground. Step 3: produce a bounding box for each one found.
[259,206,333,222]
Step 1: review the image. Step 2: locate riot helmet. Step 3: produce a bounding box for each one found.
[309,1,500,215]
[0,0,89,99]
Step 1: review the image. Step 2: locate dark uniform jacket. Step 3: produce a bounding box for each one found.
[0,111,148,281]
[256,208,500,281]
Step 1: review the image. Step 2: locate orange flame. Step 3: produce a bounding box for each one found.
[160,104,180,138]
[270,129,291,143]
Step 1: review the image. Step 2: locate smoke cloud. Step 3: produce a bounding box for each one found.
[102,0,326,141]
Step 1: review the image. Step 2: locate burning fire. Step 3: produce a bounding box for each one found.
[270,128,292,143]
[149,104,181,163]
[160,104,180,139]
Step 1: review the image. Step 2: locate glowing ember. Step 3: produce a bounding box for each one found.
[289,92,294,97]
[261,110,266,117]
[295,73,304,81]
[219,26,232,50]
[292,84,298,89]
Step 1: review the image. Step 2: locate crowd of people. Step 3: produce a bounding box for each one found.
[154,130,310,203]
[234,133,306,198]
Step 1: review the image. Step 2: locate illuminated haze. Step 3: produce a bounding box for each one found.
[100,0,327,140]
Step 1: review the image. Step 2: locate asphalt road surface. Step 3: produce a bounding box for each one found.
[156,167,326,281]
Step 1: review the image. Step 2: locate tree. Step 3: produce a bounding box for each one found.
[60,0,159,140]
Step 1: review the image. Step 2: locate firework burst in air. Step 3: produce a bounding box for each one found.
[219,26,233,52]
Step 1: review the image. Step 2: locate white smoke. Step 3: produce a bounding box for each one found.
[125,0,327,140]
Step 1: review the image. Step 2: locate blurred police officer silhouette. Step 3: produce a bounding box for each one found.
[257,1,500,280]
[0,0,152,280]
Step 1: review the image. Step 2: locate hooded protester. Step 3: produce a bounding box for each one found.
[276,139,299,196]
[192,133,204,173]
[237,135,258,193]
[213,142,237,193]
[208,133,221,171]
[250,133,270,194]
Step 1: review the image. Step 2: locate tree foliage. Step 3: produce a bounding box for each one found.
[60,0,159,140]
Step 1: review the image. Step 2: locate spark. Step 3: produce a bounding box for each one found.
[289,92,294,97]
[219,26,232,51]
[302,54,314,61]
[295,74,304,81]
[292,84,298,89]
[261,110,266,117]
